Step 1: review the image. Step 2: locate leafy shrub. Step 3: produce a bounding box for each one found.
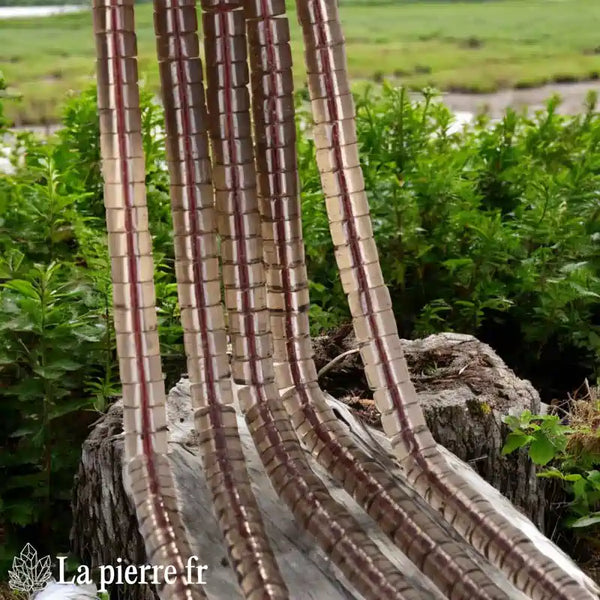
[502,388,600,548]
[299,84,600,397]
[0,86,180,574]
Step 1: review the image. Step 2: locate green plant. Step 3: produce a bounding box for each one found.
[0,262,105,569]
[502,394,600,531]
[502,410,571,467]
[0,85,180,575]
[299,84,600,398]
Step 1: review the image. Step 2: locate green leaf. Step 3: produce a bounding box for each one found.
[73,324,104,342]
[2,279,39,299]
[528,433,556,466]
[32,366,69,380]
[5,378,45,400]
[46,358,83,372]
[570,282,600,299]
[560,261,589,274]
[571,513,600,529]
[537,468,579,481]
[48,398,91,421]
[502,415,522,431]
[442,258,473,271]
[586,470,600,490]
[8,426,37,438]
[502,431,533,455]
[572,477,589,503]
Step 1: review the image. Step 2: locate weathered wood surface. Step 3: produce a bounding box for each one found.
[72,333,548,599]
[72,380,450,600]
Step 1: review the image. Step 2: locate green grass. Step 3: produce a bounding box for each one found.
[2,0,600,124]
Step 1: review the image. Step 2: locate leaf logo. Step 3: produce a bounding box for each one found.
[8,543,52,598]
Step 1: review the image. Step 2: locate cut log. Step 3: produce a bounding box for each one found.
[71,333,549,598]
[71,382,447,600]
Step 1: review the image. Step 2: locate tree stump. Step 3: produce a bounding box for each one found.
[71,333,548,599]
[314,332,546,529]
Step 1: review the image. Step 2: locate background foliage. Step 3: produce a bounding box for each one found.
[0,85,179,574]
[2,81,600,573]
[301,85,600,398]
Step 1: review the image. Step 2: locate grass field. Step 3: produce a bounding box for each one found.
[1,0,600,124]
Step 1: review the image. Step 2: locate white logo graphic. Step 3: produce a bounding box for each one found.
[8,544,53,598]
